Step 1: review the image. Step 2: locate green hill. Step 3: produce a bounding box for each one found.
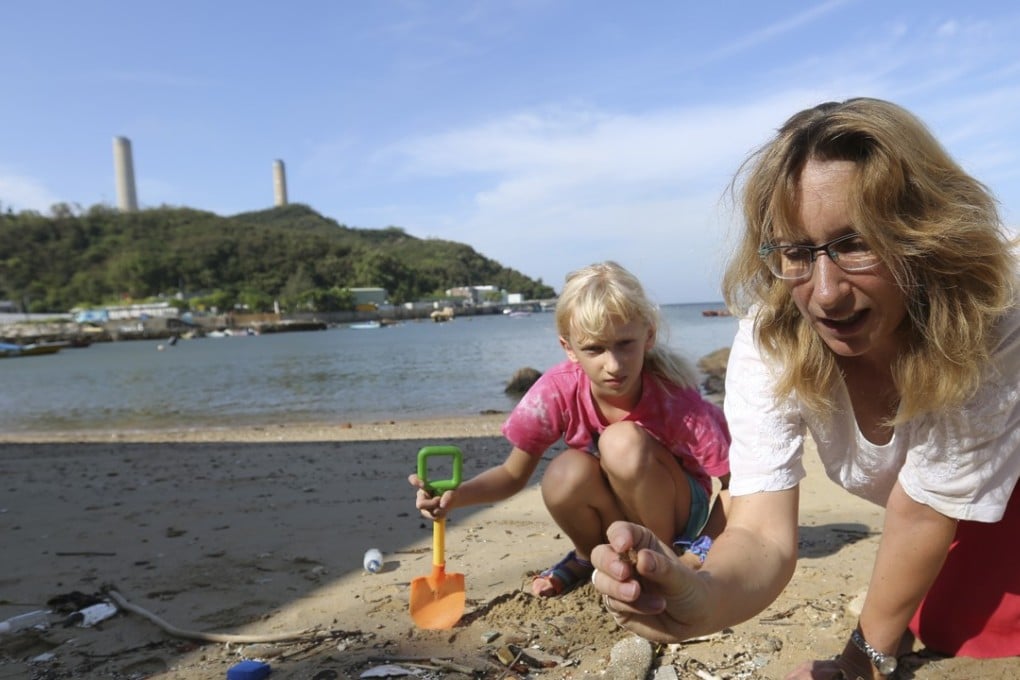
[0,203,555,313]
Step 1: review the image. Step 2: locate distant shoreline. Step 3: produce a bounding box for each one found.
[0,412,508,444]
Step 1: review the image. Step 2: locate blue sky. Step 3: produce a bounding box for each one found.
[2,1,1018,304]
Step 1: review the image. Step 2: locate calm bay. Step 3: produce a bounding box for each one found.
[0,303,737,434]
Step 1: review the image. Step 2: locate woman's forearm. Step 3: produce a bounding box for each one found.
[856,485,957,657]
[676,487,799,635]
[694,518,797,632]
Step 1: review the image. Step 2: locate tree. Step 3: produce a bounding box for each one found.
[0,204,556,313]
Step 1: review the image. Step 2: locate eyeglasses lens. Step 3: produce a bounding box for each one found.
[762,237,879,280]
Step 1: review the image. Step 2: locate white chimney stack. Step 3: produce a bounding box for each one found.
[273,159,288,206]
[113,136,138,212]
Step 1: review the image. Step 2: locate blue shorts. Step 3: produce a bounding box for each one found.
[675,474,710,544]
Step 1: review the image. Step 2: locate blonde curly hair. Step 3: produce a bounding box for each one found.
[723,97,1017,422]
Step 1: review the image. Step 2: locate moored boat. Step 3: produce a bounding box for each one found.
[0,341,67,357]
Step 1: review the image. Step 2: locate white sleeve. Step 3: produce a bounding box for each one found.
[724,315,807,497]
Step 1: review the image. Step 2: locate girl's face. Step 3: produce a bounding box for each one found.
[560,316,654,409]
[787,159,907,365]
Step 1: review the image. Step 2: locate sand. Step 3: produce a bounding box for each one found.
[0,416,1011,679]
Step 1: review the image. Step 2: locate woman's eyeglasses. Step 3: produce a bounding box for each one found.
[758,232,880,281]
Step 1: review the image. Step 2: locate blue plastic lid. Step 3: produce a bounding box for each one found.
[226,659,271,680]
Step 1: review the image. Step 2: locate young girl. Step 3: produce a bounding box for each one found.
[409,261,731,597]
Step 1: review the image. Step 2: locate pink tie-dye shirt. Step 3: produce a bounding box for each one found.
[501,360,730,495]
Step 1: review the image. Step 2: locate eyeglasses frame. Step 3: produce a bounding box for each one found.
[758,232,880,280]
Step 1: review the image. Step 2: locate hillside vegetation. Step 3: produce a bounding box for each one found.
[0,203,555,313]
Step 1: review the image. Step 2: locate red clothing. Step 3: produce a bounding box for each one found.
[910,481,1020,658]
[501,360,730,496]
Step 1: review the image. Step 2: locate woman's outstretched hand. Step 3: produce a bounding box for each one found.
[407,473,455,520]
[590,521,712,643]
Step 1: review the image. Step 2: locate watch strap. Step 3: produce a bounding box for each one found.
[850,628,897,676]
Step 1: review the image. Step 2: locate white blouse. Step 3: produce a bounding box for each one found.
[724,303,1020,523]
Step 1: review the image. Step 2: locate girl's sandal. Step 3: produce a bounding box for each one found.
[531,550,593,597]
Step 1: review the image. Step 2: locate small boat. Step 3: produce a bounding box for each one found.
[430,307,455,322]
[349,321,381,330]
[0,341,67,357]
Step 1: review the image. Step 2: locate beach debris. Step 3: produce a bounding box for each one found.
[366,656,476,675]
[63,600,118,627]
[227,659,272,680]
[518,646,568,668]
[104,587,340,644]
[364,548,384,574]
[480,630,501,643]
[47,589,106,613]
[359,664,417,677]
[0,610,52,635]
[653,666,680,680]
[45,590,120,628]
[492,643,567,671]
[494,645,530,673]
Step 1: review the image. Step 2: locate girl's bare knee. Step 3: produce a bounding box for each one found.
[598,423,656,479]
[541,449,600,502]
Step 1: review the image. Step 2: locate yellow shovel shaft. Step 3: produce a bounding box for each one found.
[432,517,446,567]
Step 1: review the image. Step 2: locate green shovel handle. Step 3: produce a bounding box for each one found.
[417,446,463,495]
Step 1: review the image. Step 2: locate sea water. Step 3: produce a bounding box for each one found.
[0,303,737,433]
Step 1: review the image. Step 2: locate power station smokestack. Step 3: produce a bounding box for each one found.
[273,159,288,206]
[113,136,138,212]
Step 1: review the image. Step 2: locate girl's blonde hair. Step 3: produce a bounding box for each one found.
[723,97,1017,422]
[556,261,697,389]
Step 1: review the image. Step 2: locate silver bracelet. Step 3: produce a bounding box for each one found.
[850,628,898,676]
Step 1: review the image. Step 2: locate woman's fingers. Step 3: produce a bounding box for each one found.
[591,521,711,643]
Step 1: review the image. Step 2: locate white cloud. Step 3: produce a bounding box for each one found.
[0,170,62,213]
[365,96,818,300]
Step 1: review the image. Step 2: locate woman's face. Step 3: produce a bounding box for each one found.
[787,159,907,365]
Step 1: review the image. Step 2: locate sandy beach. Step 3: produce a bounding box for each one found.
[0,416,1012,679]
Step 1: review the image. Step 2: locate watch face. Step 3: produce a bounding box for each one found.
[878,657,898,675]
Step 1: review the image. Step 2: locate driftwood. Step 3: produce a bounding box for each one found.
[105,588,330,644]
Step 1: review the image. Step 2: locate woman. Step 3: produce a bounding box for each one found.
[589,98,1019,679]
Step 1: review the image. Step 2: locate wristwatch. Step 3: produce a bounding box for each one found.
[850,628,898,675]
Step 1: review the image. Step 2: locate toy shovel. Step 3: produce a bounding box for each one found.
[409,445,465,629]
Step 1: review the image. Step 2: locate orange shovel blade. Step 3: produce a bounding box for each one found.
[410,517,465,629]
[409,564,466,629]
